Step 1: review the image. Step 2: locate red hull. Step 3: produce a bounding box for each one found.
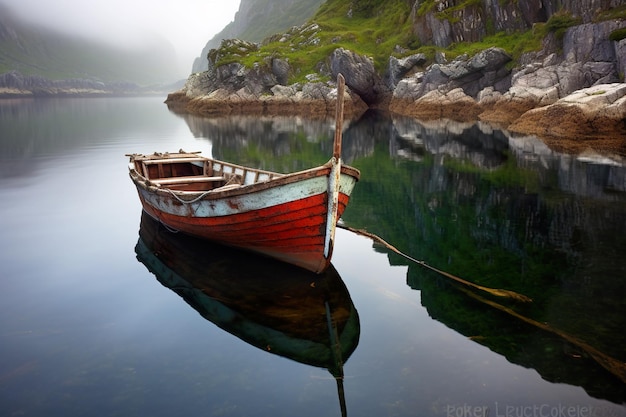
[140,191,351,273]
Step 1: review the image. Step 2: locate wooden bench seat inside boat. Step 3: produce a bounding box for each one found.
[150,175,243,192]
[139,157,242,191]
[141,158,206,179]
[150,176,226,185]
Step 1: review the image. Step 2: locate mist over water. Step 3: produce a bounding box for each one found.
[0,0,240,79]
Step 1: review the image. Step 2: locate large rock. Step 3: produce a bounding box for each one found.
[508,83,626,152]
[386,53,427,89]
[394,88,484,122]
[167,41,371,117]
[407,47,510,98]
[389,46,512,116]
[480,21,623,125]
[271,58,290,85]
[330,48,389,105]
[168,78,368,118]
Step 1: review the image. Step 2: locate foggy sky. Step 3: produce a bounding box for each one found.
[1,0,241,77]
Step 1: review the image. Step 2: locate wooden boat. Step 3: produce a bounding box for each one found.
[135,211,360,416]
[127,74,360,273]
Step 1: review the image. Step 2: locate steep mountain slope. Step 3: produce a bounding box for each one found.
[192,0,323,72]
[0,4,180,86]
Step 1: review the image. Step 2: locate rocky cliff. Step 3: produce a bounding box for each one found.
[169,0,626,155]
[410,0,623,46]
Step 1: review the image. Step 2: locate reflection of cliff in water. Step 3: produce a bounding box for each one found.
[182,110,626,198]
[180,111,626,401]
[178,112,374,171]
[342,114,626,402]
[413,267,626,403]
[390,115,626,197]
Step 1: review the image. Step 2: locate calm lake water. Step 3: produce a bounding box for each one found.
[1,96,625,417]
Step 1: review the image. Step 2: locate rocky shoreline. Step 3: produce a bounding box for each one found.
[166,19,626,157]
[166,83,626,156]
[165,81,369,119]
[387,82,626,155]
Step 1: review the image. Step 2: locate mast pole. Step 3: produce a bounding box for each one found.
[324,73,346,261]
[333,73,345,160]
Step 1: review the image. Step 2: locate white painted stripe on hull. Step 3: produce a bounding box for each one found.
[138,174,357,218]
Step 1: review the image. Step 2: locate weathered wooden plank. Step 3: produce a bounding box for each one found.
[151,176,226,185]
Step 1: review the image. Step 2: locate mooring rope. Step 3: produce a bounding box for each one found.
[338,224,626,383]
[159,175,242,205]
[337,224,532,303]
[163,188,214,205]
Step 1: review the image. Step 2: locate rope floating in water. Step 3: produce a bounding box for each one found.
[337,224,532,303]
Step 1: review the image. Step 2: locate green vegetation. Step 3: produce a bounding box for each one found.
[214,0,417,81]
[542,11,583,39]
[445,30,542,64]
[597,4,626,21]
[208,0,510,82]
[208,0,619,84]
[609,27,626,42]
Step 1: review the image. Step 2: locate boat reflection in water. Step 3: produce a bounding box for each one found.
[134,211,360,416]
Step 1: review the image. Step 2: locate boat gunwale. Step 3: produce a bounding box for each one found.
[128,154,360,201]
